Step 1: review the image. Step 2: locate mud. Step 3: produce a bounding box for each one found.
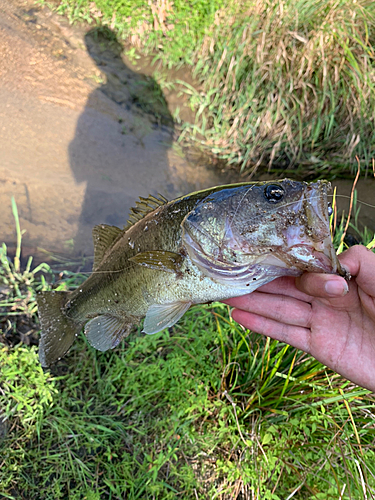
[0,0,374,265]
[0,0,232,262]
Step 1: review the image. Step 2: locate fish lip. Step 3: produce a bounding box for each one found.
[285,243,332,273]
[313,234,348,276]
[312,248,336,273]
[314,235,337,270]
[303,181,332,241]
[288,236,340,274]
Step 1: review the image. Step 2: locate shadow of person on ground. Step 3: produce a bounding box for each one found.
[68,27,174,256]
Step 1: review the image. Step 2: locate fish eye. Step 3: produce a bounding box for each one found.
[264,184,284,203]
[327,202,333,216]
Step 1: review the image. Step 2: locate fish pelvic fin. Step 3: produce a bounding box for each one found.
[143,301,192,335]
[84,314,140,352]
[37,291,83,368]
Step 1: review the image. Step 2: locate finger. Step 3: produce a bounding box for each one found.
[339,245,375,294]
[224,291,312,328]
[231,309,311,354]
[296,245,375,299]
[250,276,313,301]
[296,273,349,299]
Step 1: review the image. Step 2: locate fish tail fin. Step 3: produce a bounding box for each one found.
[37,291,82,368]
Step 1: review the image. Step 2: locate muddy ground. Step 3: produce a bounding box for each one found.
[0,0,374,264]
[0,0,232,261]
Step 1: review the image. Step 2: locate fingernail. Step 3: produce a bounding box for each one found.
[324,280,349,297]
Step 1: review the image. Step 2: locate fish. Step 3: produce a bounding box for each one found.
[37,179,348,367]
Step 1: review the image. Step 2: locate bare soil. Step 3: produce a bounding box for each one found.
[0,0,231,261]
[0,0,373,265]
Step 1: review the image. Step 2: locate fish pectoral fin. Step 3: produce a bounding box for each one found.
[84,314,138,352]
[143,301,192,335]
[92,225,123,271]
[129,251,183,274]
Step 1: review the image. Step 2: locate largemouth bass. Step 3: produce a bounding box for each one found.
[37,179,347,367]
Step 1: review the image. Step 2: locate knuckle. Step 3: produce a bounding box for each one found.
[273,296,288,321]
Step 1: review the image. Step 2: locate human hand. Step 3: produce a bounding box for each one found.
[223,245,375,392]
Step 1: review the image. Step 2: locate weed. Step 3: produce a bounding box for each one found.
[185,0,375,177]
[0,199,52,348]
[2,302,375,498]
[1,194,375,498]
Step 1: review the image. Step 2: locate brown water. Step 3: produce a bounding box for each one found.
[0,0,374,265]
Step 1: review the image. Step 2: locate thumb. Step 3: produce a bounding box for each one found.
[296,273,349,298]
[295,244,375,299]
[338,245,375,295]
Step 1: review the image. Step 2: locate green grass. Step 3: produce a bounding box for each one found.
[1,198,375,498]
[40,0,375,178]
[46,0,224,65]
[2,306,375,498]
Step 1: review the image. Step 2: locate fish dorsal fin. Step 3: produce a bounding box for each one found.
[143,301,192,334]
[92,224,123,271]
[125,194,168,229]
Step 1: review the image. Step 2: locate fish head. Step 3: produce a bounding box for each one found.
[182,179,347,281]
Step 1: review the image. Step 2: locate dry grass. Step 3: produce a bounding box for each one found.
[49,0,375,177]
[187,0,375,176]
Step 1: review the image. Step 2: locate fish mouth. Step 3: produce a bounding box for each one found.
[287,244,334,273]
[282,181,347,277]
[287,235,345,276]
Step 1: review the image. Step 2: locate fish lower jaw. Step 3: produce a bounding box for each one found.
[289,244,335,273]
[261,244,335,274]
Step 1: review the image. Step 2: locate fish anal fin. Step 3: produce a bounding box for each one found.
[129,251,183,274]
[92,224,123,271]
[143,301,192,335]
[84,314,139,352]
[125,194,168,229]
[37,291,82,367]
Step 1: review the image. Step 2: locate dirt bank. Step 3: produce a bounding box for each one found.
[0,0,373,264]
[0,0,231,261]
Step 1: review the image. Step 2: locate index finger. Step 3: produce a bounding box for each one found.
[223,276,313,308]
[252,275,313,302]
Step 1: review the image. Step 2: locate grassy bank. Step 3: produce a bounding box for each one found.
[2,312,375,499]
[43,0,375,177]
[1,198,375,498]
